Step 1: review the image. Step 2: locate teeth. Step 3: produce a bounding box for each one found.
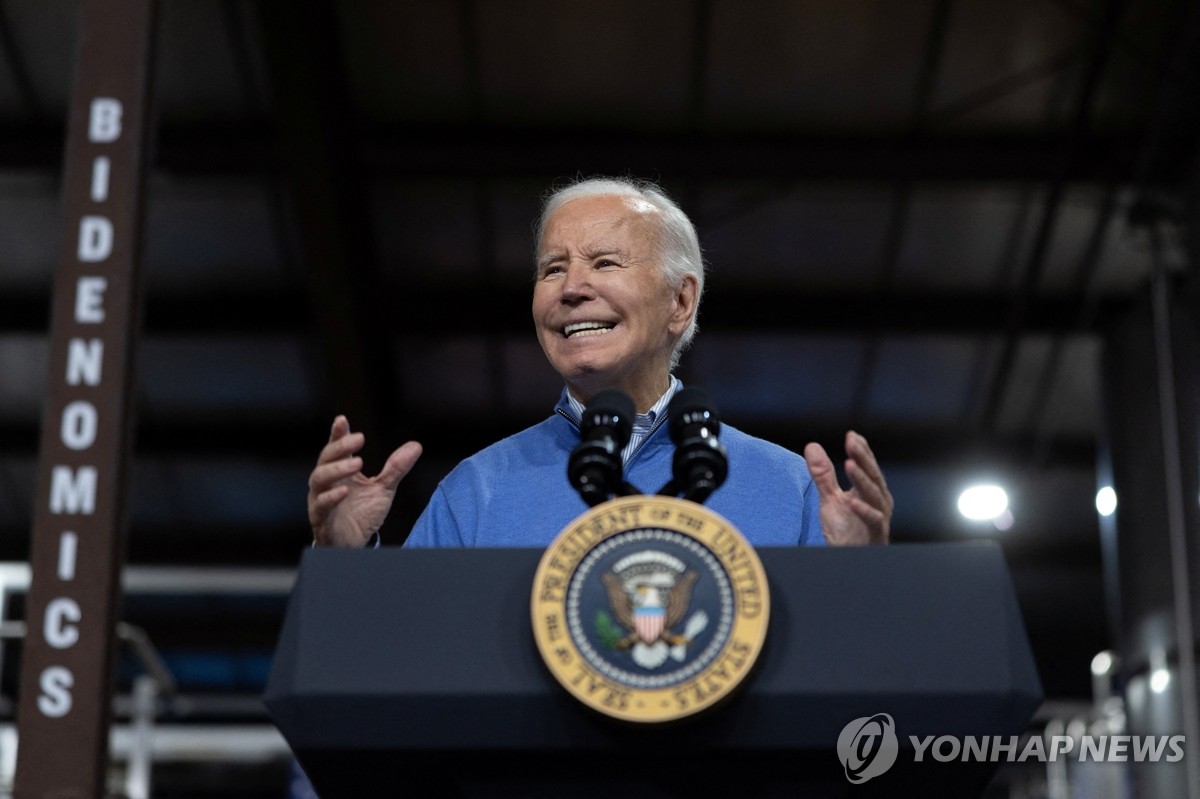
[564,322,615,338]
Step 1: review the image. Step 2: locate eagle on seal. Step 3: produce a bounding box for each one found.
[602,569,707,668]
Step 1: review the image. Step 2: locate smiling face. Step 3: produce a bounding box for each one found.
[533,194,698,412]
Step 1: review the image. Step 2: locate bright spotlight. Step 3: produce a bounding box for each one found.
[958,484,1009,521]
[1150,667,1170,694]
[1091,651,1114,677]
[1096,486,1117,517]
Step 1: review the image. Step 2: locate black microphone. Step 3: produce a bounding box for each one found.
[666,387,728,504]
[568,389,636,507]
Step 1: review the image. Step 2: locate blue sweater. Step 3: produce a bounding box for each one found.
[403,391,825,548]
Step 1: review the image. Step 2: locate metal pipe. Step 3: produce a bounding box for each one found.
[1148,223,1200,796]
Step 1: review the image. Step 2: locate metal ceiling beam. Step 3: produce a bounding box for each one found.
[929,47,1078,125]
[0,418,1097,470]
[1020,180,1121,464]
[0,0,46,121]
[1124,0,1200,219]
[980,0,1126,433]
[253,0,400,462]
[0,126,1188,185]
[207,127,1194,184]
[457,3,510,416]
[0,516,1102,567]
[852,0,954,418]
[0,524,312,567]
[0,0,45,120]
[220,0,269,116]
[686,0,712,131]
[459,0,484,119]
[0,286,1136,336]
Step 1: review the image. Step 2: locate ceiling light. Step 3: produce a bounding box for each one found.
[957,484,1008,522]
[1150,667,1171,694]
[1091,650,1114,677]
[1095,486,1117,517]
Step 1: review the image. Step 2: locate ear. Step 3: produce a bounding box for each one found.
[668,274,699,337]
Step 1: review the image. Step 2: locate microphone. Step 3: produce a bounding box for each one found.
[665,387,728,504]
[568,389,636,507]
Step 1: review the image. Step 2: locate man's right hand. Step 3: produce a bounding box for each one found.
[307,415,423,547]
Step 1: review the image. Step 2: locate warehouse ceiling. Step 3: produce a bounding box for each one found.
[2,0,1200,714]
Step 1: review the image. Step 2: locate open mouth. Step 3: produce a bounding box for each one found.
[563,321,616,339]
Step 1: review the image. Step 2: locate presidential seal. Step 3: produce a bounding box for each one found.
[531,495,770,723]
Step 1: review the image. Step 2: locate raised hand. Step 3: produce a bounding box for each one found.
[306,415,423,547]
[804,431,893,546]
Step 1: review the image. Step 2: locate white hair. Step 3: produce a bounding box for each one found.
[534,176,706,369]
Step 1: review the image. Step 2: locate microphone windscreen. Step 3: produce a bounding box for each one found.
[583,389,636,445]
[668,387,720,442]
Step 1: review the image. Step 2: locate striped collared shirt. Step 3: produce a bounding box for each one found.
[567,375,679,464]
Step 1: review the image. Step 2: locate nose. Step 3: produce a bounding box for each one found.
[560,262,595,303]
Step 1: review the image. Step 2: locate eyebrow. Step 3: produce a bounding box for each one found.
[537,252,565,270]
[537,244,627,270]
[582,246,626,261]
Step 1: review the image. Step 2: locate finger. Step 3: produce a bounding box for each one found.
[307,484,350,526]
[803,442,842,500]
[848,496,890,544]
[316,416,354,465]
[844,457,890,512]
[308,456,363,494]
[375,441,423,490]
[321,416,353,459]
[317,430,365,466]
[847,495,887,526]
[845,431,893,513]
[845,430,887,488]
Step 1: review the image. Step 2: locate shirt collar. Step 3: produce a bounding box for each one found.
[561,375,680,427]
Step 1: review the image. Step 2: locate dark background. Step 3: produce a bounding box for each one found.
[1,0,1199,794]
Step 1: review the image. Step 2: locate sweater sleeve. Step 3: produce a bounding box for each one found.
[402,484,469,548]
[800,477,826,546]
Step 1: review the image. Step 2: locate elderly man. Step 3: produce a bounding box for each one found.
[307,177,893,549]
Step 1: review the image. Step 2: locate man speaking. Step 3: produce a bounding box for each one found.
[305,176,893,549]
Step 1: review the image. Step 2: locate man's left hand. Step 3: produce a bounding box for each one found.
[805,431,893,546]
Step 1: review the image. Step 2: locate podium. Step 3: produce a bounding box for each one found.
[264,543,1042,798]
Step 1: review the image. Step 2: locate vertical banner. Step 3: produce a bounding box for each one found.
[14,0,155,795]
